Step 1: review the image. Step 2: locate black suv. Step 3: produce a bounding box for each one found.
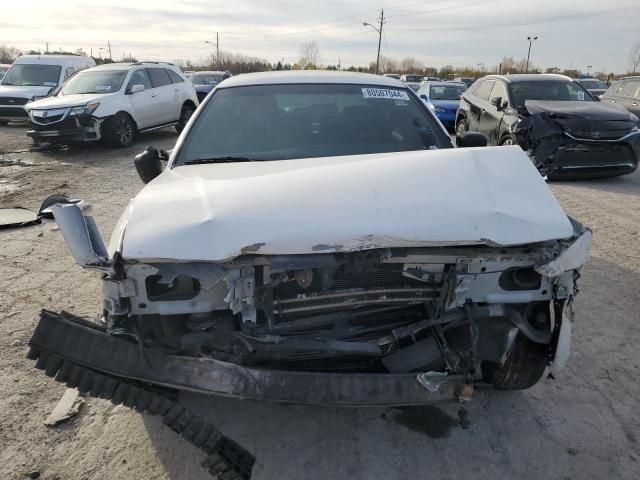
[456,74,640,179]
[600,76,640,121]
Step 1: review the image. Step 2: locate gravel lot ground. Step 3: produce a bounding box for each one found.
[1,123,639,480]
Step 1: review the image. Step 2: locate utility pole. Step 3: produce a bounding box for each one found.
[498,62,502,74]
[362,9,385,74]
[525,36,538,73]
[107,41,112,61]
[45,42,49,54]
[205,34,220,69]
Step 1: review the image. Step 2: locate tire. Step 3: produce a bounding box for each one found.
[481,333,548,390]
[102,113,135,148]
[455,118,467,146]
[499,134,516,146]
[175,104,195,133]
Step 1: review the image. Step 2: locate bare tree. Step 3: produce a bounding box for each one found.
[0,45,21,64]
[379,55,398,73]
[400,56,423,73]
[298,41,321,69]
[629,41,640,74]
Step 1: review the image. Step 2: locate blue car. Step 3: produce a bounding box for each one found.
[188,70,232,102]
[416,82,466,130]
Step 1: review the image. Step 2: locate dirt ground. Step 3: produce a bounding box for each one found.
[1,123,639,480]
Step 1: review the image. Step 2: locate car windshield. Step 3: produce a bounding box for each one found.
[174,83,451,165]
[404,75,423,83]
[429,85,463,100]
[191,73,225,85]
[579,79,607,89]
[60,70,127,95]
[1,64,61,86]
[510,80,594,108]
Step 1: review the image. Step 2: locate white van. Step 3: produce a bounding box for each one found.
[0,55,95,124]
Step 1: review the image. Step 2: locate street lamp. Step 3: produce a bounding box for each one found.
[363,9,384,75]
[586,65,592,75]
[525,36,538,73]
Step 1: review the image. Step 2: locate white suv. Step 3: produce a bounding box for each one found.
[26,62,198,147]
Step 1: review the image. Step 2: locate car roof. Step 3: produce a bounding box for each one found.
[89,61,178,71]
[422,81,464,87]
[190,70,228,75]
[619,76,640,80]
[218,70,405,88]
[13,54,94,66]
[481,73,572,83]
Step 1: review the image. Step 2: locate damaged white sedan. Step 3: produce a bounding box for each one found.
[30,72,591,411]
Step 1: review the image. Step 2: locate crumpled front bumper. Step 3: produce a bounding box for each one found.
[28,310,464,406]
[27,115,103,142]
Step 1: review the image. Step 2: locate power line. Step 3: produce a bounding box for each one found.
[385,0,498,20]
[220,0,489,41]
[387,4,640,32]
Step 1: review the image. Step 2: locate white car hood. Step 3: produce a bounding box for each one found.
[0,84,53,99]
[28,93,112,109]
[118,146,574,262]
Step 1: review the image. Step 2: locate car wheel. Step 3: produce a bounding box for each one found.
[481,333,548,390]
[102,113,135,148]
[455,118,467,145]
[499,135,516,146]
[175,104,195,133]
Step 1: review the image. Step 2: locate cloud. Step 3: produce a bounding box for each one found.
[2,0,638,71]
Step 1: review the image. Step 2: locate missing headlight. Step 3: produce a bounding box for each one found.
[145,274,200,301]
[499,267,541,291]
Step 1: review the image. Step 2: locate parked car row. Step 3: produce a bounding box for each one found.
[0,55,200,147]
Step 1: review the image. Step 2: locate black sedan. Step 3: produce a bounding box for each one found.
[456,74,640,179]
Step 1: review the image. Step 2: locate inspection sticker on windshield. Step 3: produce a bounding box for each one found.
[362,88,410,100]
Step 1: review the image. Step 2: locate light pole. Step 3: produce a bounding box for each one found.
[363,9,384,74]
[205,34,220,69]
[586,65,592,76]
[525,36,538,73]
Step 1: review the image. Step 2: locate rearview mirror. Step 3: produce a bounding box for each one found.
[129,84,145,94]
[457,132,487,148]
[134,146,163,183]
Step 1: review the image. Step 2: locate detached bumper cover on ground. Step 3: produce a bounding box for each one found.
[29,310,460,406]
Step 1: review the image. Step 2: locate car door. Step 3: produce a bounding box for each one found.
[480,80,508,144]
[165,68,187,121]
[125,69,160,129]
[618,80,640,120]
[467,80,494,137]
[614,80,640,115]
[145,68,175,124]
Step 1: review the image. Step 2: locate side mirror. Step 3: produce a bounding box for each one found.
[134,146,163,183]
[490,96,504,110]
[129,84,145,94]
[458,132,487,148]
[420,94,428,100]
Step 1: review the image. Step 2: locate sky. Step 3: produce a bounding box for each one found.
[2,0,639,73]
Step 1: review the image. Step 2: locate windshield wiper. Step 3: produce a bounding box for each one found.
[184,156,264,165]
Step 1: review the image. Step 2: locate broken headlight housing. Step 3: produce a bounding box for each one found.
[70,102,100,116]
